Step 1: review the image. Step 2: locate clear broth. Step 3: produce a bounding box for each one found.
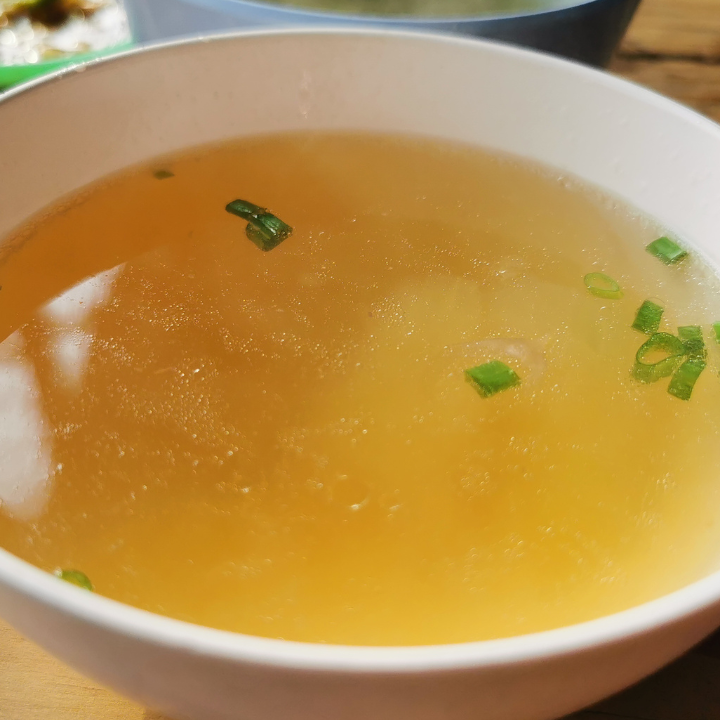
[1,132,720,646]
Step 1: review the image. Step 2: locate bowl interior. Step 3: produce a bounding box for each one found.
[1,30,720,665]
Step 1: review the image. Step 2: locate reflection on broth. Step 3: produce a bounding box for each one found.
[0,333,52,520]
[1,133,720,646]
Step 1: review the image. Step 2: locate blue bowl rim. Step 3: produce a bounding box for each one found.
[188,0,611,25]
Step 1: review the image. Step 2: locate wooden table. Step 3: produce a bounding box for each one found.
[2,0,720,717]
[609,0,720,122]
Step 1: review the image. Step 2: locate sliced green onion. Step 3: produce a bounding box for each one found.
[668,358,706,401]
[583,272,623,299]
[632,332,686,383]
[632,300,664,335]
[646,236,688,265]
[153,169,174,180]
[712,322,720,344]
[55,569,93,591]
[678,325,706,360]
[226,198,264,220]
[244,215,293,251]
[465,360,520,398]
[226,198,293,252]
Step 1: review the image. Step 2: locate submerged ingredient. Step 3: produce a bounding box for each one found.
[583,272,623,300]
[464,360,520,398]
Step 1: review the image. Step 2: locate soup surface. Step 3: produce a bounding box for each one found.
[1,133,720,646]
[260,0,573,17]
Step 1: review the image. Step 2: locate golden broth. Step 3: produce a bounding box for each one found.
[1,133,720,646]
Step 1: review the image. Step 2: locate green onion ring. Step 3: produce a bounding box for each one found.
[55,569,94,591]
[668,358,706,401]
[632,300,664,335]
[583,272,623,299]
[632,332,686,383]
[465,360,520,398]
[712,322,720,344]
[226,199,293,252]
[646,236,688,265]
[677,325,706,360]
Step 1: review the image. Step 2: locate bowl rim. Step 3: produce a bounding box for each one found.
[1,27,720,674]
[184,0,597,24]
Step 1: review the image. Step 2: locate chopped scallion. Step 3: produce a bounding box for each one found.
[632,332,686,383]
[713,322,720,344]
[668,358,706,401]
[465,360,520,398]
[646,236,687,265]
[583,272,623,299]
[226,199,293,252]
[55,569,93,591]
[678,325,706,360]
[632,300,664,335]
[153,169,174,180]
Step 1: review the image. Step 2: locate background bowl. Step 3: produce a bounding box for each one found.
[1,29,720,720]
[0,42,133,91]
[123,0,640,67]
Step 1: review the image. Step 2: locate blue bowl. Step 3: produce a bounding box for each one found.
[124,0,640,67]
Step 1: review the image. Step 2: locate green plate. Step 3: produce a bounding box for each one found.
[0,41,133,90]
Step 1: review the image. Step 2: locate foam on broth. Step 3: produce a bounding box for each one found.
[1,132,720,646]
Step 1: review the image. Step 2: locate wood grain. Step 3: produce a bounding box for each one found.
[2,0,720,718]
[619,0,720,58]
[609,0,720,122]
[0,620,151,720]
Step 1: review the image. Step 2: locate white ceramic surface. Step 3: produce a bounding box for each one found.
[1,30,720,720]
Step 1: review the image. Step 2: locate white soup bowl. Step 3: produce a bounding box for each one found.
[1,29,720,720]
